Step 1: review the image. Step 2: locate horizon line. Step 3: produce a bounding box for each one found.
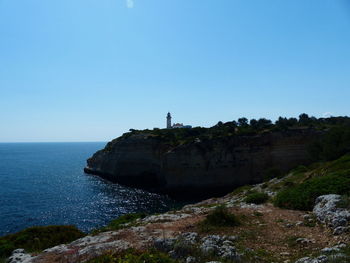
[0,141,108,144]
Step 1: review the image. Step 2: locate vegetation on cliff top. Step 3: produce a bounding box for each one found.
[103,114,350,162]
[0,225,85,259]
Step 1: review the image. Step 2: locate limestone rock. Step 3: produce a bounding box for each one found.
[296,238,314,245]
[153,238,176,252]
[8,249,35,263]
[142,213,191,223]
[321,243,347,254]
[178,232,200,245]
[313,194,350,234]
[186,256,197,263]
[200,235,223,255]
[294,256,327,263]
[333,226,349,235]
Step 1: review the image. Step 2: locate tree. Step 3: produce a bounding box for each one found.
[276,117,288,130]
[276,117,297,130]
[299,113,311,126]
[225,121,238,128]
[257,118,272,129]
[250,119,258,129]
[216,121,223,127]
[238,117,248,127]
[287,118,298,126]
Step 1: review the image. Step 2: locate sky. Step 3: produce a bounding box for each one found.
[0,0,350,142]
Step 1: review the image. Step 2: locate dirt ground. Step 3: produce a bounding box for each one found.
[30,201,349,263]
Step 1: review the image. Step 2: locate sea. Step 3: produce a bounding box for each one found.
[0,142,177,236]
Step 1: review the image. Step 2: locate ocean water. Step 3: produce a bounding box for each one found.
[0,142,176,236]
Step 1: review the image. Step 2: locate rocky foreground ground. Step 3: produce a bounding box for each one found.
[7,174,350,263]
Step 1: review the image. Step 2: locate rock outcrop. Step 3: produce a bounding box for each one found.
[8,249,35,263]
[313,194,350,235]
[155,233,241,262]
[85,129,320,199]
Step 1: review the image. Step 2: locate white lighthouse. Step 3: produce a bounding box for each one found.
[166,112,172,129]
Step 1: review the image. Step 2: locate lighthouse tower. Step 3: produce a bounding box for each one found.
[166,112,172,129]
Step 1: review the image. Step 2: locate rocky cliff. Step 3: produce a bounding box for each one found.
[84,129,320,199]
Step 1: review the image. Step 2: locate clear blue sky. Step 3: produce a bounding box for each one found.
[1,0,350,142]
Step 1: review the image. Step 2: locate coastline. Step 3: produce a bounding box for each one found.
[4,161,350,263]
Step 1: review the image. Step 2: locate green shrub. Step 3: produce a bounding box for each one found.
[263,167,283,181]
[285,236,302,248]
[274,174,350,211]
[199,206,240,232]
[94,213,146,234]
[253,211,263,217]
[107,213,146,229]
[87,250,177,263]
[172,239,196,259]
[230,185,253,196]
[337,195,350,209]
[244,192,269,204]
[261,183,268,189]
[283,181,295,188]
[0,225,85,258]
[327,154,350,173]
[303,214,317,227]
[291,165,308,174]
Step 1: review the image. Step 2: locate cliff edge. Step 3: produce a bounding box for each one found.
[84,129,320,199]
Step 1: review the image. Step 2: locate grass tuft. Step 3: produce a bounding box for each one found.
[198,206,240,232]
[244,192,269,204]
[92,213,146,234]
[336,195,350,209]
[0,225,85,259]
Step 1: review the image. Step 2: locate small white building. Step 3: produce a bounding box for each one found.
[166,112,192,129]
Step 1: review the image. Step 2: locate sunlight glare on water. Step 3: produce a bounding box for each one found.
[0,142,175,235]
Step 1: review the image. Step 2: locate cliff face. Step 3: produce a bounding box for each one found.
[85,129,319,199]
